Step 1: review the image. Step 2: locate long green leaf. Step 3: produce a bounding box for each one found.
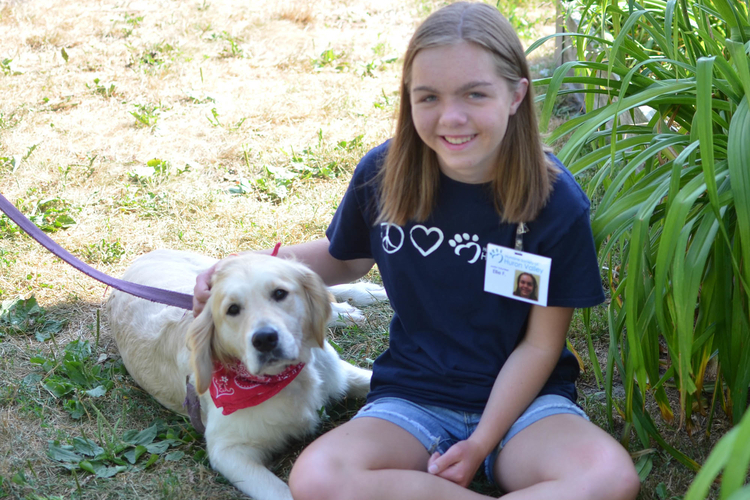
[684,426,738,500]
[727,96,750,287]
[696,57,722,220]
[557,81,696,164]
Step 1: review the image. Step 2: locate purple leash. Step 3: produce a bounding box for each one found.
[0,193,194,310]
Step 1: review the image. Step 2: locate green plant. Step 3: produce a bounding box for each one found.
[312,48,348,71]
[83,238,125,264]
[684,404,750,500]
[114,186,172,217]
[86,78,116,98]
[238,132,365,201]
[117,12,144,37]
[130,103,163,129]
[0,109,21,130]
[127,157,172,183]
[1,57,21,76]
[206,107,246,130]
[4,195,78,234]
[29,197,77,232]
[208,31,243,58]
[496,0,549,41]
[359,40,397,78]
[532,0,750,468]
[0,296,67,341]
[30,339,125,419]
[47,418,201,478]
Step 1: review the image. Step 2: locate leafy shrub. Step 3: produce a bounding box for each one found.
[532,0,750,469]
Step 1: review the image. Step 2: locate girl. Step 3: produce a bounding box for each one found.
[194,3,640,499]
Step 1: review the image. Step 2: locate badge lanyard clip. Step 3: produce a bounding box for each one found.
[515,223,528,251]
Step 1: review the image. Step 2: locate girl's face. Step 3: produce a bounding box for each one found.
[409,41,528,184]
[517,274,535,298]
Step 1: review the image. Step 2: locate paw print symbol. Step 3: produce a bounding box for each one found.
[448,233,482,264]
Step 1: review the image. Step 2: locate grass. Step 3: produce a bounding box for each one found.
[0,0,723,498]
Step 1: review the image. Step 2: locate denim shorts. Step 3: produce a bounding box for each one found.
[352,394,588,484]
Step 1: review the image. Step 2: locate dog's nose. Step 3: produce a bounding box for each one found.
[252,328,279,352]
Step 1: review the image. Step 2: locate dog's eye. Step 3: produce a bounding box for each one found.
[227,304,241,316]
[272,289,288,302]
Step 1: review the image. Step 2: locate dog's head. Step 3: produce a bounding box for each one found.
[188,253,332,395]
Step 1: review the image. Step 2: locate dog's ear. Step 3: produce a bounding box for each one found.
[299,268,332,348]
[188,300,215,395]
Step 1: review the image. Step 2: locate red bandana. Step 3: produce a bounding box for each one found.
[209,360,305,415]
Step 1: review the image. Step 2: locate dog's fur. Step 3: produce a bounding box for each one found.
[106,249,372,500]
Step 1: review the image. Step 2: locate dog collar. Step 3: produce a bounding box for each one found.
[209,360,305,415]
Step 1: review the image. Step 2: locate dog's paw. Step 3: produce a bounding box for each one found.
[328,282,388,307]
[328,301,366,327]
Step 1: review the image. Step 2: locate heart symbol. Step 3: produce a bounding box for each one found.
[409,225,444,256]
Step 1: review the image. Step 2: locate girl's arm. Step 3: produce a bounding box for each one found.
[427,305,574,486]
[192,237,375,315]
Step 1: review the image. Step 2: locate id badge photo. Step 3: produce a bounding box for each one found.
[484,243,551,306]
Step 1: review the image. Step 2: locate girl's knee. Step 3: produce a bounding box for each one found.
[579,443,640,500]
[289,445,348,500]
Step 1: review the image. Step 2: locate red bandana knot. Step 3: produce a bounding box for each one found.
[209,360,305,415]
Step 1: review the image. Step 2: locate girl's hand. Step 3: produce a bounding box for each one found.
[426,439,486,488]
[193,263,217,316]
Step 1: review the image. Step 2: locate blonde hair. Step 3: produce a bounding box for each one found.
[377,2,557,226]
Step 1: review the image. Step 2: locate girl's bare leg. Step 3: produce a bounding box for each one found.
[289,417,495,500]
[290,413,639,500]
[495,414,641,500]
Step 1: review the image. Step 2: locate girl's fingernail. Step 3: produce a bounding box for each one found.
[428,464,438,474]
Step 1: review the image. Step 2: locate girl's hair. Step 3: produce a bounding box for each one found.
[377,1,557,226]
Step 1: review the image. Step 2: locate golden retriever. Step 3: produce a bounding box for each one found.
[106,249,372,500]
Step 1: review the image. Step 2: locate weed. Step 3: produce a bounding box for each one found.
[82,239,125,264]
[208,31,243,58]
[114,186,171,217]
[2,195,78,235]
[238,131,364,201]
[184,89,215,104]
[0,144,39,177]
[0,109,21,130]
[126,41,181,71]
[373,88,398,111]
[0,296,67,341]
[0,247,16,272]
[27,197,78,233]
[30,339,124,418]
[130,103,163,130]
[48,418,201,478]
[0,213,20,238]
[1,57,21,76]
[0,154,17,171]
[86,78,116,98]
[126,158,184,185]
[117,13,144,37]
[359,44,397,78]
[312,48,348,71]
[206,107,246,131]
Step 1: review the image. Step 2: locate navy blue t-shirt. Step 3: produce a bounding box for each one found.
[326,141,605,413]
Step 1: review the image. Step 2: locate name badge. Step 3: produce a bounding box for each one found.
[484,243,551,306]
